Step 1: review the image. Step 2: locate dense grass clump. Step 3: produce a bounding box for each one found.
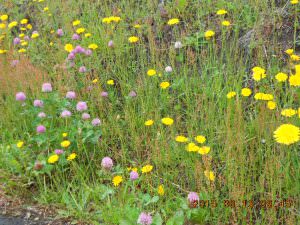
[0,0,299,224]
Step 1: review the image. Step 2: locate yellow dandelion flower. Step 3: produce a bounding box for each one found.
[67,153,77,161]
[85,33,92,38]
[175,135,189,143]
[160,81,170,89]
[48,154,59,164]
[195,135,206,144]
[26,24,32,30]
[158,185,165,196]
[285,49,294,55]
[267,101,276,110]
[92,79,98,83]
[128,36,139,43]
[204,30,215,40]
[20,19,28,24]
[107,80,114,85]
[31,32,39,39]
[204,170,215,181]
[167,18,180,25]
[112,175,123,186]
[145,120,154,126]
[216,9,227,15]
[226,91,236,99]
[290,54,300,61]
[252,66,266,81]
[17,141,24,148]
[289,75,300,86]
[241,88,252,97]
[141,165,153,173]
[198,146,211,155]
[62,132,68,137]
[186,142,200,152]
[18,48,26,53]
[43,7,49,12]
[0,23,6,29]
[275,72,288,82]
[76,27,85,34]
[88,43,98,50]
[281,108,297,117]
[274,124,300,145]
[8,21,18,29]
[61,140,71,148]
[290,0,299,4]
[221,20,231,26]
[64,43,73,52]
[147,69,156,76]
[0,14,8,21]
[134,24,141,28]
[161,117,174,126]
[72,20,80,26]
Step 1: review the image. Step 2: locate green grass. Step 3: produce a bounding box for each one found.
[0,0,299,224]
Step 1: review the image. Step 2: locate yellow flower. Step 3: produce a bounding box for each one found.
[298,107,300,118]
[161,117,174,126]
[254,93,274,101]
[18,48,26,53]
[112,175,123,186]
[158,185,165,196]
[64,44,73,52]
[31,32,39,39]
[186,142,200,152]
[134,24,141,28]
[76,27,85,34]
[281,108,297,117]
[290,0,299,4]
[141,165,153,173]
[128,36,139,43]
[160,81,170,89]
[204,30,215,40]
[175,135,189,143]
[8,21,18,29]
[43,7,49,12]
[285,49,294,55]
[241,88,252,97]
[20,19,28,24]
[147,69,156,76]
[252,66,266,81]
[275,72,288,82]
[17,141,24,148]
[198,146,211,155]
[0,23,6,29]
[167,18,179,25]
[216,9,227,15]
[274,124,300,145]
[88,43,98,50]
[145,120,154,126]
[290,54,300,61]
[61,140,71,148]
[204,170,215,181]
[72,20,81,26]
[221,20,231,26]
[62,133,68,137]
[289,75,300,86]
[48,154,59,164]
[226,91,236,99]
[19,33,25,38]
[107,80,114,85]
[26,24,32,30]
[0,14,8,21]
[0,49,8,54]
[92,79,98,83]
[267,101,276,110]
[85,33,92,38]
[195,135,206,144]
[67,153,77,161]
[49,42,54,46]
[21,41,28,46]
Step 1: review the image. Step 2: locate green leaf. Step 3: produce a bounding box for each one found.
[166,210,185,225]
[152,212,163,225]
